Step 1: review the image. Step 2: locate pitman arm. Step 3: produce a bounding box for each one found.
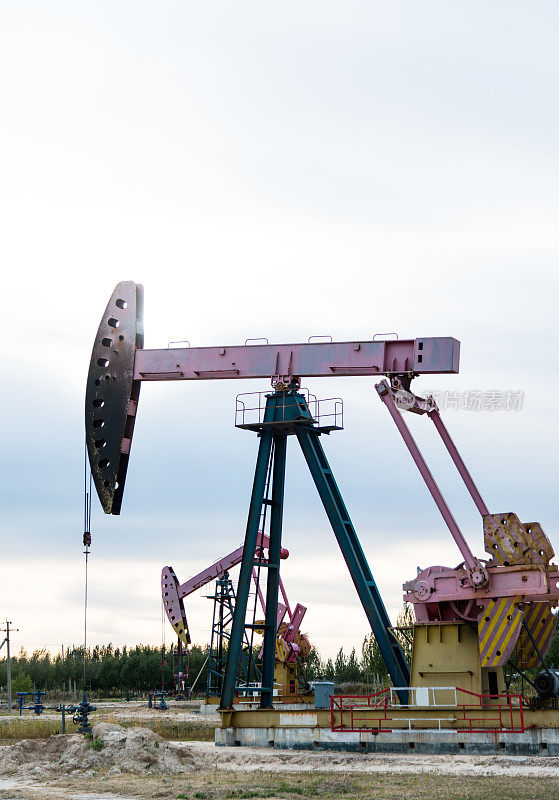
[375,379,489,588]
[375,379,554,574]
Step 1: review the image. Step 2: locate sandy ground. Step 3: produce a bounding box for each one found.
[1,747,559,800]
[96,701,216,724]
[188,740,559,776]
[1,702,559,799]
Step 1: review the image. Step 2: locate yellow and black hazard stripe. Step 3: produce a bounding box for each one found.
[515,602,557,668]
[478,597,523,668]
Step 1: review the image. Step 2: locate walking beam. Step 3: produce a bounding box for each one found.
[86,282,460,514]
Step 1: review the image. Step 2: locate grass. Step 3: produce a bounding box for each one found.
[165,772,559,800]
[0,716,79,740]
[0,713,216,743]
[71,770,559,800]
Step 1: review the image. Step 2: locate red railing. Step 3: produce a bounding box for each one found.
[331,687,527,734]
[276,684,304,704]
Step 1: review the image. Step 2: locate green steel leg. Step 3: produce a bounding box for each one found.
[260,435,287,708]
[219,430,273,709]
[296,426,410,701]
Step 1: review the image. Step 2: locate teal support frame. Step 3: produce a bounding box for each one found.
[219,389,409,710]
[260,435,287,708]
[219,427,273,709]
[296,427,410,699]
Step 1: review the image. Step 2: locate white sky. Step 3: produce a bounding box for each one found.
[0,1,558,662]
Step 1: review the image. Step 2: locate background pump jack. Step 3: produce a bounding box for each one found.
[162,534,311,700]
[86,281,556,720]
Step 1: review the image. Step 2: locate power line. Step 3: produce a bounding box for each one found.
[0,620,18,715]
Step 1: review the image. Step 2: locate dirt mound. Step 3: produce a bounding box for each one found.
[0,722,197,778]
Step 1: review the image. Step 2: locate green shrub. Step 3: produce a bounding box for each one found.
[87,737,103,751]
[11,672,33,696]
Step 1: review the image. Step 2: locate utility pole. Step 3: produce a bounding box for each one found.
[0,621,18,714]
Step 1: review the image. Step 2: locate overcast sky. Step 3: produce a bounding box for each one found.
[1,1,558,663]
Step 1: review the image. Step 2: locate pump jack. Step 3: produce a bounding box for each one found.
[162,533,311,698]
[86,281,556,718]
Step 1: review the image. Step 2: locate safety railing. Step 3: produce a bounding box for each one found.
[233,681,300,705]
[331,686,527,734]
[235,389,343,431]
[311,396,343,431]
[276,683,304,704]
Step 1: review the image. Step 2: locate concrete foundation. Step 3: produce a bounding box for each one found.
[199,700,220,716]
[216,725,559,755]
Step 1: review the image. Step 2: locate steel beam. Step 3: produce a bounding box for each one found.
[134,338,460,382]
[219,429,273,710]
[260,436,287,708]
[295,425,410,702]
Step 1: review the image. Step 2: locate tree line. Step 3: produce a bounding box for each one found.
[0,605,414,696]
[2,603,554,696]
[0,639,390,697]
[0,643,206,697]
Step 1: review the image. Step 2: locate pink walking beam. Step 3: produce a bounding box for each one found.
[177,532,288,600]
[176,532,295,625]
[133,337,460,382]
